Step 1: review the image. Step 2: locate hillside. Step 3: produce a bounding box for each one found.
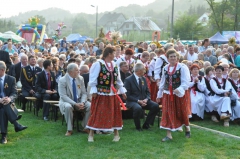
[6,0,209,25]
[8,8,74,24]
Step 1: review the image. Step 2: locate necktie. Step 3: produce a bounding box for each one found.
[72,78,77,103]
[47,73,51,90]
[139,78,143,100]
[0,78,2,98]
[138,78,142,90]
[31,67,35,76]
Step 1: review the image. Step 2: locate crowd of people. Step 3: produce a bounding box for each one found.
[0,37,240,144]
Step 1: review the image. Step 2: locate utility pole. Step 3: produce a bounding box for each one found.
[170,0,174,38]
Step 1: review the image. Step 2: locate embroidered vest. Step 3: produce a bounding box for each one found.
[97,62,118,94]
[191,76,204,93]
[159,57,168,78]
[228,79,238,92]
[204,77,214,95]
[163,68,181,90]
[212,78,226,96]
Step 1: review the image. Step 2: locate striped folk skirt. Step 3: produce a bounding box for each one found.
[86,95,122,131]
[160,93,190,131]
[150,81,158,102]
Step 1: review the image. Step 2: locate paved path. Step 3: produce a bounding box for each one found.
[190,123,240,140]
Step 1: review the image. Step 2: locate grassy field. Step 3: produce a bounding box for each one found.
[1,107,240,159]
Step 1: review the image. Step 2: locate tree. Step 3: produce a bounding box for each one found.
[173,13,204,40]
[72,16,94,36]
[188,5,196,15]
[206,0,231,33]
[228,0,240,30]
[35,15,46,24]
[0,19,17,33]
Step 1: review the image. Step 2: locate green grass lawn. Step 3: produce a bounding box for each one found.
[1,108,240,159]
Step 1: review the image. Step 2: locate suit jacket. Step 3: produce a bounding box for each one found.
[58,73,87,114]
[2,75,17,103]
[35,70,58,94]
[120,71,131,83]
[0,50,12,71]
[124,74,150,104]
[8,62,21,82]
[20,65,42,92]
[81,73,89,91]
[204,55,217,66]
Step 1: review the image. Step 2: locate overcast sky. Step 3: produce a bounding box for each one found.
[1,0,155,18]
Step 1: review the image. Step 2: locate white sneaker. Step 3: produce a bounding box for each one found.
[211,115,219,122]
[177,127,183,132]
[112,136,120,142]
[88,136,94,142]
[224,119,230,127]
[220,113,230,120]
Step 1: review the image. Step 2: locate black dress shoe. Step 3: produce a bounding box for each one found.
[142,123,150,129]
[185,131,191,138]
[1,137,7,144]
[136,128,143,132]
[15,124,28,132]
[16,115,22,121]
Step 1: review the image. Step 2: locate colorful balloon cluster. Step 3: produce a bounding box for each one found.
[52,22,66,41]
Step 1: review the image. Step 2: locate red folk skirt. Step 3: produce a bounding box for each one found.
[160,93,190,131]
[145,75,151,92]
[150,81,158,102]
[185,89,192,118]
[86,95,123,131]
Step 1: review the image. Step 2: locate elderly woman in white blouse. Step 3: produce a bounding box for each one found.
[209,65,232,127]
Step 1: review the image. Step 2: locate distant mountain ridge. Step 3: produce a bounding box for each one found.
[7,0,208,25]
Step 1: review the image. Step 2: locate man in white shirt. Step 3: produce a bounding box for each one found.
[184,45,198,62]
[178,44,186,57]
[20,41,29,52]
[75,44,86,55]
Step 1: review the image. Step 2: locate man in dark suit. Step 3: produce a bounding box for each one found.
[124,63,159,131]
[35,59,58,121]
[119,61,131,83]
[20,55,42,111]
[0,50,12,72]
[80,65,89,91]
[8,54,28,82]
[0,61,27,144]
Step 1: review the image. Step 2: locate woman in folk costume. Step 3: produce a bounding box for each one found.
[148,49,165,102]
[220,63,229,79]
[154,44,173,85]
[51,57,64,83]
[227,68,240,122]
[157,49,191,142]
[113,45,121,62]
[116,48,135,74]
[180,61,192,120]
[189,64,206,120]
[209,65,232,127]
[203,66,218,121]
[86,46,127,142]
[136,51,151,91]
